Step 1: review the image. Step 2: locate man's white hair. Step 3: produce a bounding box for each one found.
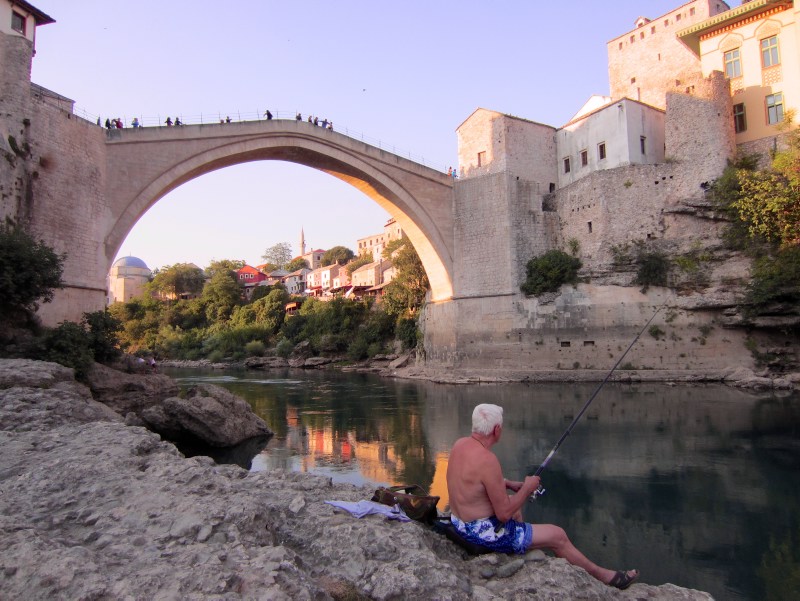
[472,403,503,435]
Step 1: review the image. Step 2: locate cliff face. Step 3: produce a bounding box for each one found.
[0,359,713,600]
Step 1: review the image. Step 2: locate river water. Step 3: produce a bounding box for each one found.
[165,367,800,601]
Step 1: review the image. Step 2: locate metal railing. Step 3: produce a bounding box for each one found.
[74,105,450,173]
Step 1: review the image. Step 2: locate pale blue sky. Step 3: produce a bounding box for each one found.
[28,0,723,271]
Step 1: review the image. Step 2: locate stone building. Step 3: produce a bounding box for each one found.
[356,217,404,261]
[678,0,800,155]
[607,0,731,109]
[107,256,151,304]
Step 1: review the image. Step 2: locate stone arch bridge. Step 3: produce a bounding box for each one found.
[102,119,455,301]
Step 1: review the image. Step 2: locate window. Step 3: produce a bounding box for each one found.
[563,157,571,173]
[664,19,670,27]
[618,42,623,50]
[733,103,747,133]
[651,26,656,34]
[676,13,681,22]
[477,151,486,167]
[580,150,588,167]
[690,7,696,16]
[724,48,741,78]
[640,32,645,40]
[587,222,593,233]
[761,36,779,68]
[11,11,25,34]
[766,92,784,124]
[630,35,635,44]
[640,136,647,154]
[631,77,636,84]
[598,142,606,160]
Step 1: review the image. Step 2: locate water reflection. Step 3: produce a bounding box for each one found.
[165,368,800,601]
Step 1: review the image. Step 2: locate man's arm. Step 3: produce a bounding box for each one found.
[482,454,540,522]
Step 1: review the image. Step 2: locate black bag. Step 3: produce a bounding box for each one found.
[371,484,440,524]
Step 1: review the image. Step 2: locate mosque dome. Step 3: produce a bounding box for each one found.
[112,256,150,270]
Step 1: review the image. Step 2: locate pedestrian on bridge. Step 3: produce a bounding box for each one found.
[265,109,273,120]
[165,117,173,127]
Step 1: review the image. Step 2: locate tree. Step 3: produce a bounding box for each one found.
[201,266,242,322]
[0,224,65,319]
[147,263,205,299]
[285,257,309,272]
[262,242,293,269]
[381,238,429,317]
[321,246,354,266]
[346,254,373,275]
[205,259,244,278]
[734,130,800,247]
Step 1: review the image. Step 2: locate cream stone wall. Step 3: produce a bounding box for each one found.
[556,99,666,188]
[608,0,729,109]
[692,3,800,145]
[457,109,557,187]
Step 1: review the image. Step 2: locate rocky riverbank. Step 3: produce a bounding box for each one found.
[162,353,800,392]
[0,358,717,600]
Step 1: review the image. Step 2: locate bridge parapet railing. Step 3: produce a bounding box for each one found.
[75,105,448,173]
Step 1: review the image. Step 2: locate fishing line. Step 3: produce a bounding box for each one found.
[530,302,666,500]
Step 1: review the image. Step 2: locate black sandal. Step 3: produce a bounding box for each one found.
[608,570,638,590]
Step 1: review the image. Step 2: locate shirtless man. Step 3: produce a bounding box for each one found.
[446,403,638,591]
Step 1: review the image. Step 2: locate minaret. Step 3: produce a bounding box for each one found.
[300,227,306,256]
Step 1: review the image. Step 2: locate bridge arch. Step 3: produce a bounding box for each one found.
[105,122,455,301]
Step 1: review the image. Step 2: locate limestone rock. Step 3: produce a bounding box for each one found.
[0,360,714,601]
[0,386,122,432]
[0,358,76,389]
[85,361,179,415]
[140,383,272,447]
[388,352,413,370]
[244,356,289,369]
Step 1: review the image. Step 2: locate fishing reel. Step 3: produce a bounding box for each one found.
[530,484,546,501]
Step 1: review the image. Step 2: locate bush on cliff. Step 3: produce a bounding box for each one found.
[520,250,582,296]
[0,224,65,322]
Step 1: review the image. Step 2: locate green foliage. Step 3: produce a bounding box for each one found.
[520,250,582,296]
[648,325,665,340]
[34,321,94,379]
[382,239,430,317]
[285,257,309,272]
[82,309,123,363]
[229,288,289,332]
[0,224,65,319]
[261,242,293,269]
[734,132,800,247]
[321,246,355,266]
[744,245,800,316]
[244,340,266,357]
[202,325,272,359]
[204,259,244,278]
[635,251,669,292]
[147,263,205,299]
[395,317,419,350]
[275,338,294,358]
[346,254,373,275]
[201,267,242,322]
[567,238,580,256]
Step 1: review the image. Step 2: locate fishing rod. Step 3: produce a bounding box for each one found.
[530,303,665,500]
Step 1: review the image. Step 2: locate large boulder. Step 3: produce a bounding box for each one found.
[0,386,122,432]
[0,358,77,390]
[85,362,179,415]
[141,383,272,447]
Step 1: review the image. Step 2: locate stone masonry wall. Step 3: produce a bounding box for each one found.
[0,32,34,224]
[453,172,548,298]
[25,99,109,324]
[607,0,725,109]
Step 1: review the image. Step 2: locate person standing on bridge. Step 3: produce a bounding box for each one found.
[175,117,182,126]
[296,112,302,121]
[265,110,273,120]
[131,117,140,128]
[165,117,173,127]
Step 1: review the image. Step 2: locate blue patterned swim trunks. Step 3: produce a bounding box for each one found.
[451,514,533,554]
